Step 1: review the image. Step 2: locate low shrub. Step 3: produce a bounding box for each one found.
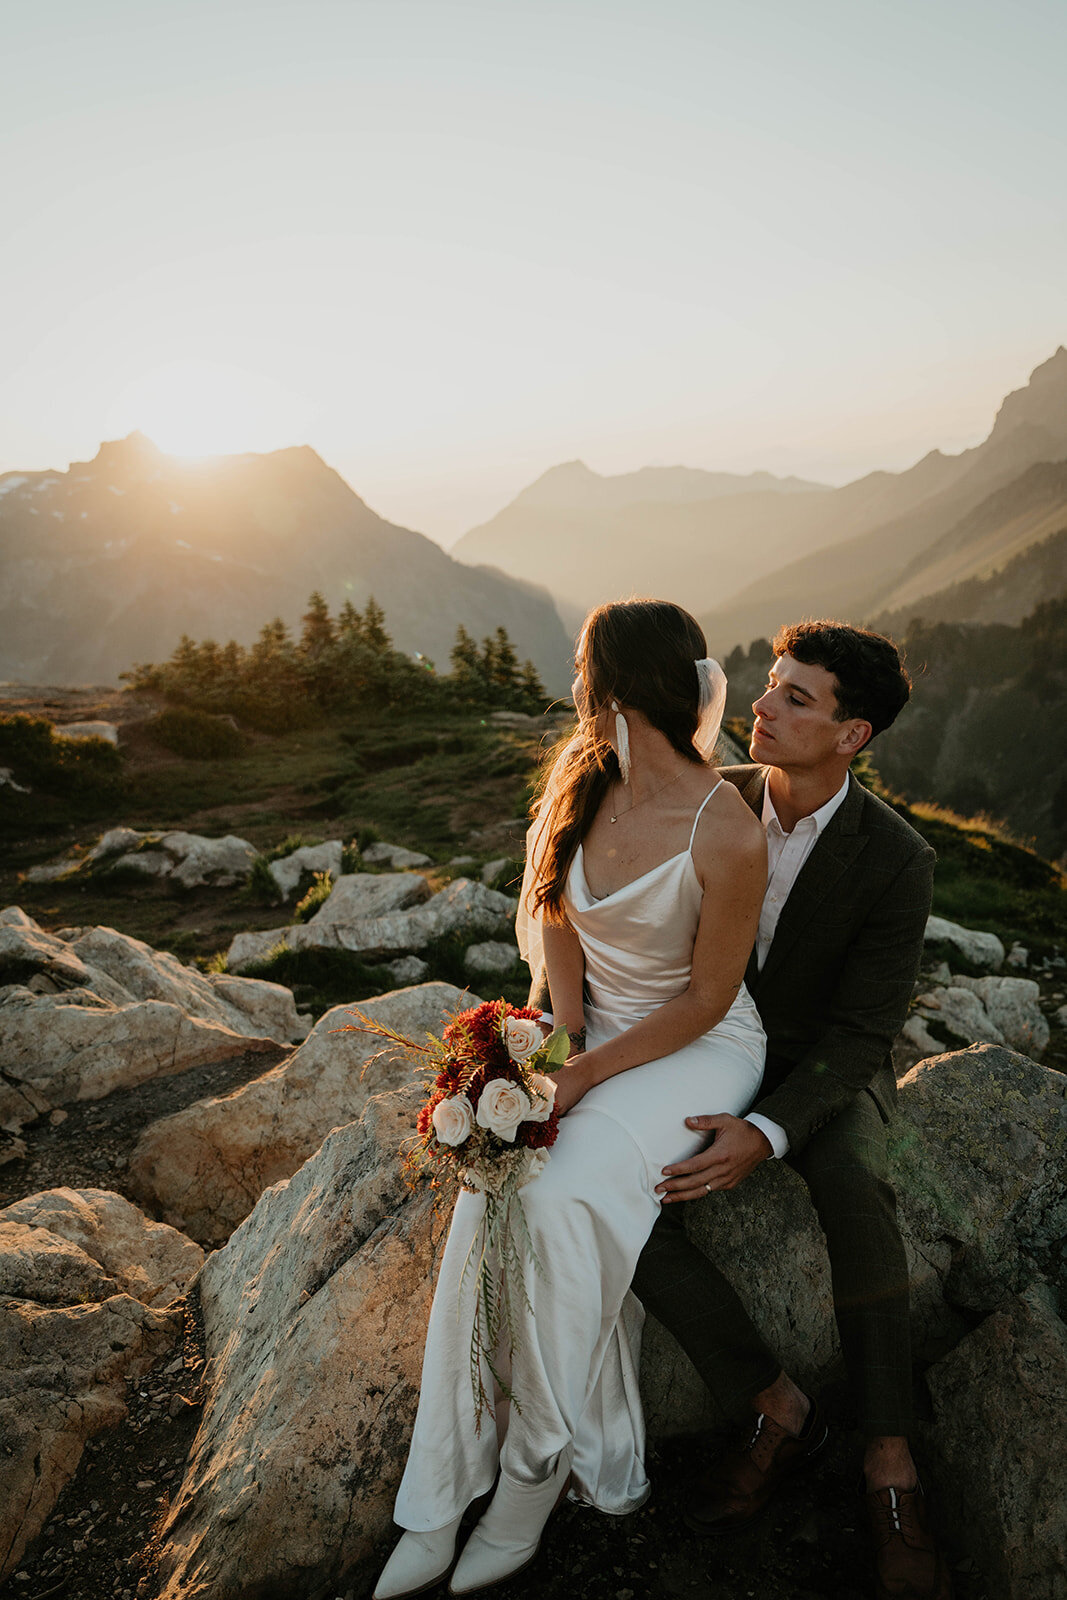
[240,856,285,907]
[150,707,247,760]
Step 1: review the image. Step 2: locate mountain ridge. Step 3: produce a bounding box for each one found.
[0,438,573,690]
[449,348,1067,648]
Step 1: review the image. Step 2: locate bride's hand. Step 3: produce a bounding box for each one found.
[549,1057,592,1115]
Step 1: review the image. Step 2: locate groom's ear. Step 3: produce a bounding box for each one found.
[837,719,871,756]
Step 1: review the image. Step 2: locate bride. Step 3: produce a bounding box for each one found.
[374,599,767,1599]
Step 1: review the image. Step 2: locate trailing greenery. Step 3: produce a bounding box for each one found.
[122,593,549,731]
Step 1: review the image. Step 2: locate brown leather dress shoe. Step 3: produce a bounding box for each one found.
[866,1483,952,1599]
[684,1396,829,1535]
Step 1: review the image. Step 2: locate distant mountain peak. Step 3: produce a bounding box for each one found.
[92,431,164,469]
[987,346,1067,451]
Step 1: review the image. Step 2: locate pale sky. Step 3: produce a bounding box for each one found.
[3,0,1064,543]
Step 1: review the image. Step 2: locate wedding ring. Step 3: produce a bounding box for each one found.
[704,1182,712,1194]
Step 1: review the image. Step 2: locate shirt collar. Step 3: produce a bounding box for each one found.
[762,774,850,836]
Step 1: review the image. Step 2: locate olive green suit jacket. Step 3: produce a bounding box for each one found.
[721,765,935,1153]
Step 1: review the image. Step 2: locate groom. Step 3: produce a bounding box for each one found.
[631,620,950,1600]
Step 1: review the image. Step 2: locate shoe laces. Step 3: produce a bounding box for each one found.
[871,1485,924,1548]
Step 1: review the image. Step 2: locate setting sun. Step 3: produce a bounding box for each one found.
[106,360,312,458]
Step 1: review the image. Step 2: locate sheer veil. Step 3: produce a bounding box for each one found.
[515,656,728,991]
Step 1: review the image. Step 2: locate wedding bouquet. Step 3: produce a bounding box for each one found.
[343,998,571,1425]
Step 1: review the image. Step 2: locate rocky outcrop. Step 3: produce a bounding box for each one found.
[898,972,1050,1068]
[153,1088,439,1600]
[128,982,474,1246]
[151,1043,1067,1599]
[60,827,260,887]
[225,876,515,971]
[0,913,306,1129]
[0,1188,198,1583]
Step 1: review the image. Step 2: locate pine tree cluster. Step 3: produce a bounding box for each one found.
[123,593,549,732]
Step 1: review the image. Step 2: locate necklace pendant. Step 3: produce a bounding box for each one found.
[609,814,617,824]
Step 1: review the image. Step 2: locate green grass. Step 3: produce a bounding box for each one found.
[881,792,1066,951]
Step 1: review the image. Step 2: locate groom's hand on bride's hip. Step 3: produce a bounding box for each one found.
[655,1114,772,1200]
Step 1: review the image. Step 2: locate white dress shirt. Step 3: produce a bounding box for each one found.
[744,775,850,1160]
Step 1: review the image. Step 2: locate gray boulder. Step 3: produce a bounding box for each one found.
[267,840,345,898]
[362,841,432,869]
[924,1285,1067,1599]
[54,721,118,745]
[464,939,521,978]
[924,914,1005,971]
[225,877,514,971]
[384,955,431,986]
[158,830,258,888]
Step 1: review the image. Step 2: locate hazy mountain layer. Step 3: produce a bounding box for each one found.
[870,525,1067,633]
[0,436,573,690]
[451,348,1067,648]
[699,348,1067,649]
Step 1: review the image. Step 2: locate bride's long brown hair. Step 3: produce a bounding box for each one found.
[533,598,710,923]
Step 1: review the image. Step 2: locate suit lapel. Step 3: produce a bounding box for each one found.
[724,765,768,991]
[757,773,869,988]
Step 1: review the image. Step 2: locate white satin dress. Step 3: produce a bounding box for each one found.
[393,784,766,1529]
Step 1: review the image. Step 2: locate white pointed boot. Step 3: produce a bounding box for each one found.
[373,1511,465,1600]
[448,1452,571,1596]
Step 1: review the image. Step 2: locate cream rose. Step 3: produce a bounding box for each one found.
[475,1078,532,1142]
[523,1071,557,1123]
[431,1094,474,1146]
[504,1016,542,1063]
[518,1148,551,1187]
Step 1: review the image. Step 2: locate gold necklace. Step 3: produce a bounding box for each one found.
[609,766,688,824]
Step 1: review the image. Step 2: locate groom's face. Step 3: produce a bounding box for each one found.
[750,653,868,769]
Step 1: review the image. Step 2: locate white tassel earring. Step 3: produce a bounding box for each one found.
[611,700,631,785]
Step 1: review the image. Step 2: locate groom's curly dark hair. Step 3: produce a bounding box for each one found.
[773,620,912,742]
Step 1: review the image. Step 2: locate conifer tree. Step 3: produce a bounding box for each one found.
[361,597,390,652]
[300,591,336,657]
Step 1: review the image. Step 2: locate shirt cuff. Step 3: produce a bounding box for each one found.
[745,1112,789,1159]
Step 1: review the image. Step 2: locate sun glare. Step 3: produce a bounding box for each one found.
[108,361,311,458]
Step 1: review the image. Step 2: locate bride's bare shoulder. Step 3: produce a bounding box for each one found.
[696,775,765,856]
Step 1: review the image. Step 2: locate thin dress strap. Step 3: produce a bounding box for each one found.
[688,778,724,851]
